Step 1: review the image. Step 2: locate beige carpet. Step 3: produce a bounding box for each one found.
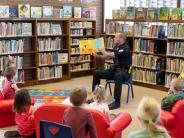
[0,76,167,138]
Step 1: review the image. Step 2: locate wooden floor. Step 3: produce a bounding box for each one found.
[0,76,167,138]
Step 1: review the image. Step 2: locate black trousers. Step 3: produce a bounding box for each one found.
[92,67,129,103]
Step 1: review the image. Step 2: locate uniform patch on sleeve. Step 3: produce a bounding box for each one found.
[119,49,124,52]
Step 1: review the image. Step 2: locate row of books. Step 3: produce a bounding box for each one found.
[105,37,114,49]
[168,24,184,38]
[134,39,154,53]
[132,68,165,84]
[134,23,167,38]
[112,7,184,20]
[70,22,93,28]
[37,23,62,35]
[70,55,91,63]
[39,53,68,66]
[0,5,96,19]
[71,47,80,54]
[167,42,184,57]
[132,54,165,70]
[104,63,113,70]
[166,58,184,73]
[37,66,62,80]
[105,22,134,36]
[15,70,24,83]
[0,40,24,54]
[0,22,32,37]
[71,63,90,71]
[38,38,61,52]
[71,38,80,45]
[165,73,179,87]
[70,29,83,36]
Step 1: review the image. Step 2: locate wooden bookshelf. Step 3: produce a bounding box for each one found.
[0,18,96,87]
[69,19,96,77]
[102,19,184,91]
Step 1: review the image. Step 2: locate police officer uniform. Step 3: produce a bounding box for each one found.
[92,43,132,109]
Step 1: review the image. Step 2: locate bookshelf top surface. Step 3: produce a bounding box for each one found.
[106,19,184,23]
[37,18,96,22]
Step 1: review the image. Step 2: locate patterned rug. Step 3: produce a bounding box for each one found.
[29,89,71,103]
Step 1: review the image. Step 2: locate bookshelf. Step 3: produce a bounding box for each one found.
[0,18,96,87]
[103,19,184,91]
[69,19,96,77]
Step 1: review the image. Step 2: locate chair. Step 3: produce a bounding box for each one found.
[105,74,134,103]
[40,120,73,138]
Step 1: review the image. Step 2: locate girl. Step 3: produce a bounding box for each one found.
[3,66,19,99]
[128,96,170,138]
[13,89,36,138]
[89,85,110,119]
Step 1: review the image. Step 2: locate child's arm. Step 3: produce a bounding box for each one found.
[87,113,98,138]
[11,83,19,91]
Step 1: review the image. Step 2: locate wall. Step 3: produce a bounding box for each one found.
[0,0,103,34]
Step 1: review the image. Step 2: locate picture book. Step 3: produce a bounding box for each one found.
[147,8,158,20]
[91,37,105,53]
[58,53,68,63]
[31,7,42,18]
[60,8,63,18]
[43,6,53,18]
[63,5,72,18]
[9,8,18,18]
[74,7,81,18]
[89,7,96,18]
[82,7,90,18]
[120,7,126,19]
[158,7,169,20]
[22,23,32,36]
[0,6,9,18]
[170,8,182,20]
[112,9,120,19]
[126,7,135,19]
[18,4,30,18]
[135,7,146,19]
[53,8,60,18]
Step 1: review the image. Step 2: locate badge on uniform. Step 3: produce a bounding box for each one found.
[119,49,124,53]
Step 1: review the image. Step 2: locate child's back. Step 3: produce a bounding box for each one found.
[3,79,15,99]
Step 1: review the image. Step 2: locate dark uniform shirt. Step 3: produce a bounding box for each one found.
[113,43,131,69]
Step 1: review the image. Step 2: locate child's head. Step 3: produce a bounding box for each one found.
[5,58,15,68]
[70,86,87,106]
[169,78,184,93]
[4,66,17,80]
[94,85,105,103]
[13,89,31,112]
[137,96,166,132]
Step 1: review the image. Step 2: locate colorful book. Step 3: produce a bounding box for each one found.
[43,6,53,18]
[120,7,127,19]
[82,7,90,18]
[60,8,63,18]
[58,53,68,63]
[9,8,18,18]
[53,8,60,18]
[31,7,42,18]
[112,9,120,19]
[170,8,182,20]
[136,7,147,19]
[158,7,169,20]
[126,7,135,19]
[92,38,105,53]
[74,7,81,18]
[89,7,96,18]
[22,23,32,36]
[18,4,30,18]
[147,8,158,20]
[0,6,9,18]
[63,5,72,18]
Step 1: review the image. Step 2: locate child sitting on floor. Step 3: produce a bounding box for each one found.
[13,89,36,138]
[89,85,110,119]
[128,96,170,138]
[63,86,97,138]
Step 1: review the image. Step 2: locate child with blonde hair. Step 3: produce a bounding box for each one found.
[89,85,110,119]
[128,96,170,138]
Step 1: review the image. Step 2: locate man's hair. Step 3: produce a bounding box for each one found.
[70,86,87,106]
[4,66,17,80]
[116,33,127,41]
[13,89,31,112]
[171,78,184,91]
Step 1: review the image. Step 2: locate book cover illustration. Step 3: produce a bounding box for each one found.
[74,7,81,18]
[22,23,32,36]
[60,8,63,18]
[126,7,135,19]
[91,37,105,53]
[136,7,146,19]
[170,8,182,20]
[120,7,126,19]
[9,8,18,18]
[43,6,53,18]
[82,7,90,18]
[79,39,94,54]
[63,5,72,18]
[18,4,30,18]
[53,8,60,18]
[58,53,68,63]
[0,6,9,18]
[112,9,120,19]
[159,7,169,20]
[31,7,42,18]
[89,7,96,18]
[147,8,158,20]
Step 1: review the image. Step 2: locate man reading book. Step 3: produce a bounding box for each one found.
[92,33,132,110]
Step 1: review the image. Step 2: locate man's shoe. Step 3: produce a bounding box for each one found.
[108,101,120,110]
